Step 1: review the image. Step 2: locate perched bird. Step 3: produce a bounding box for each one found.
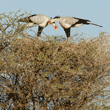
[48,16,102,42]
[18,14,58,40]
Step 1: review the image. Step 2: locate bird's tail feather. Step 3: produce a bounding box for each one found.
[18,17,29,22]
[89,23,102,27]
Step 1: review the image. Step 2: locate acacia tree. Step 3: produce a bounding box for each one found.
[0,11,110,110]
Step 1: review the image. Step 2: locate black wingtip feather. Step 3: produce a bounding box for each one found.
[54,16,60,19]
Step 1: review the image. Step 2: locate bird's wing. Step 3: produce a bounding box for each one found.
[30,15,50,27]
[65,17,79,25]
[59,17,71,28]
[60,17,78,28]
[29,15,45,24]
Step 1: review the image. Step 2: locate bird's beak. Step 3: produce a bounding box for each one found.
[54,25,58,31]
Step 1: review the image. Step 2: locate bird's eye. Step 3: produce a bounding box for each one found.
[55,26,58,29]
[48,21,51,23]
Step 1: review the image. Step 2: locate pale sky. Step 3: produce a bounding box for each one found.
[1,0,110,40]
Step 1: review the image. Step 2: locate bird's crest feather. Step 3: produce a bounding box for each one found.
[54,16,60,19]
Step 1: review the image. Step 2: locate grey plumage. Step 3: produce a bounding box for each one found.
[18,14,58,38]
[18,14,50,27]
[53,16,102,28]
[49,16,102,42]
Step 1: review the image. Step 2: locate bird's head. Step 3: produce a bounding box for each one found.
[48,19,56,25]
[48,20,58,31]
[54,25,58,31]
[52,22,58,31]
[48,16,60,25]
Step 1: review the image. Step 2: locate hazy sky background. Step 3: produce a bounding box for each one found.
[1,0,110,40]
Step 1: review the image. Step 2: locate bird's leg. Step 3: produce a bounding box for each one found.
[51,23,58,31]
[62,27,70,43]
[37,26,44,40]
[37,37,41,40]
[67,37,70,43]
